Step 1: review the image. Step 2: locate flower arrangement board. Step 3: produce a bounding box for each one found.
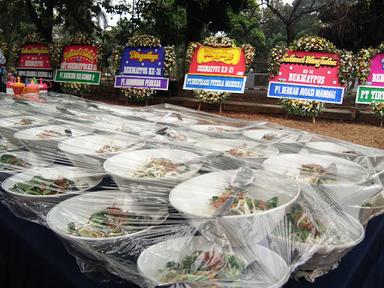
[16,43,53,80]
[114,47,169,90]
[268,51,345,104]
[183,46,247,93]
[54,45,101,85]
[356,53,384,104]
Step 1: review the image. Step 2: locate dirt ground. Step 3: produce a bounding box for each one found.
[218,112,384,149]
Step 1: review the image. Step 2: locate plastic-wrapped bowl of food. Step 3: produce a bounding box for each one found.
[271,204,365,272]
[0,150,53,182]
[189,124,240,137]
[170,170,300,245]
[305,141,384,158]
[92,115,155,135]
[2,165,103,207]
[13,124,93,159]
[137,236,289,288]
[47,190,168,250]
[194,138,279,161]
[103,149,202,196]
[0,137,22,153]
[263,154,369,186]
[58,134,144,171]
[262,153,371,205]
[0,115,50,139]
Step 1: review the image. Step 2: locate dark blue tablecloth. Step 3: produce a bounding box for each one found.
[1,202,383,288]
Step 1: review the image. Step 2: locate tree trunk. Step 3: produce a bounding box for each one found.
[185,2,205,45]
[184,1,204,73]
[286,23,295,45]
[25,0,55,43]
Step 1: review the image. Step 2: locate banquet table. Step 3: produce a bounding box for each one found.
[1,201,383,288]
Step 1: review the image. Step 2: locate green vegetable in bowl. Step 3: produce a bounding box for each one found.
[67,207,153,238]
[159,250,245,283]
[286,205,321,243]
[11,176,76,195]
[210,188,279,215]
[0,154,31,170]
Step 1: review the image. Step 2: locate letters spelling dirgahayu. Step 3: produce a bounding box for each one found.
[130,51,159,62]
[281,53,338,68]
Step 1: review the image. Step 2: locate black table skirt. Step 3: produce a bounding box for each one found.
[1,202,383,288]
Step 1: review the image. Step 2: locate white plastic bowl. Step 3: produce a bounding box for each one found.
[190,124,240,135]
[137,236,290,288]
[13,124,93,158]
[305,141,384,157]
[92,115,154,134]
[47,190,168,246]
[58,134,144,170]
[0,138,22,153]
[243,129,312,144]
[170,170,300,244]
[272,212,364,271]
[194,138,279,160]
[263,154,369,185]
[146,115,198,125]
[104,148,202,194]
[0,150,53,182]
[2,165,103,201]
[0,115,50,140]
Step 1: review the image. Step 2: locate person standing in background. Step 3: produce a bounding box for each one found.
[0,49,6,92]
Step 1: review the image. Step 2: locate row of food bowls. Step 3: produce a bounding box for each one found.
[0,103,380,287]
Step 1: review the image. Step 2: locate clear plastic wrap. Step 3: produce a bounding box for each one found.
[0,91,383,287]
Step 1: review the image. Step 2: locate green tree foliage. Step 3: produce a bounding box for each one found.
[0,0,36,66]
[318,0,384,51]
[261,0,322,45]
[228,3,266,54]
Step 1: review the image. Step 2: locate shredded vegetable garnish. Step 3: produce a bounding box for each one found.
[96,144,125,154]
[0,154,31,170]
[15,118,35,126]
[11,176,76,195]
[286,205,321,243]
[299,163,337,184]
[227,144,260,157]
[67,207,153,238]
[132,158,190,178]
[285,205,350,245]
[36,130,65,139]
[159,250,245,283]
[210,187,279,215]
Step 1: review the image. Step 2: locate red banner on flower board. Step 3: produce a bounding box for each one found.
[272,51,341,87]
[17,44,52,70]
[60,45,98,71]
[188,46,246,77]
